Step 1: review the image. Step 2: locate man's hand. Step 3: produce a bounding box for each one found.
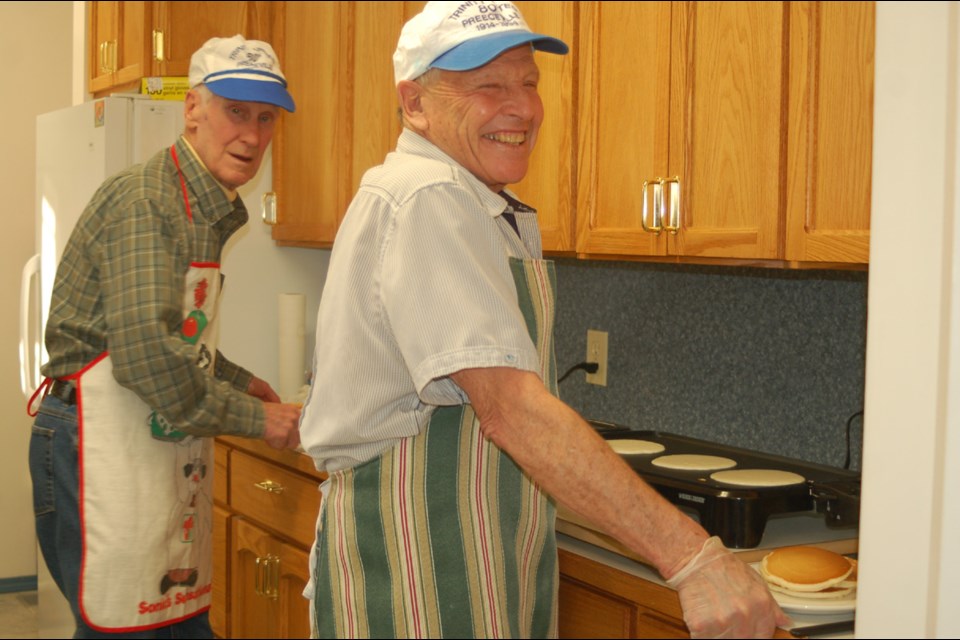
[246,376,281,403]
[261,401,302,450]
[667,537,791,638]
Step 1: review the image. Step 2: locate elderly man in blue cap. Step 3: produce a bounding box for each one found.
[299,2,789,638]
[28,34,300,638]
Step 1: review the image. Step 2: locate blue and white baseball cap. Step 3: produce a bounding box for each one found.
[393,1,569,84]
[189,35,295,112]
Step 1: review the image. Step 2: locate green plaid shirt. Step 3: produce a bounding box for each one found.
[42,136,264,439]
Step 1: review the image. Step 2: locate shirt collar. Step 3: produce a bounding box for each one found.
[172,137,247,230]
[180,137,238,202]
[396,129,517,220]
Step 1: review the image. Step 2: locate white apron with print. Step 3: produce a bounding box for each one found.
[75,262,221,632]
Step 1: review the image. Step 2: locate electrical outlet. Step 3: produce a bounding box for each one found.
[585,329,608,386]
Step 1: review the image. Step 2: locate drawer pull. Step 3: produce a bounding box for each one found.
[254,480,285,494]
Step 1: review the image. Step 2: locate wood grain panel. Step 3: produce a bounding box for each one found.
[229,450,322,548]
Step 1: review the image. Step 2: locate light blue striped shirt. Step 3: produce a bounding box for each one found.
[300,129,545,471]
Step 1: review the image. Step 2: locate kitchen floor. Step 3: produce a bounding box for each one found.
[0,590,38,639]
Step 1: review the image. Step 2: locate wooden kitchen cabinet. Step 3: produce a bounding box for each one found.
[785,1,874,263]
[575,1,874,265]
[271,1,415,246]
[267,0,871,266]
[509,1,578,253]
[230,518,311,639]
[558,548,689,639]
[558,547,797,639]
[212,436,325,639]
[576,1,784,261]
[88,1,277,96]
[149,2,277,77]
[88,1,150,94]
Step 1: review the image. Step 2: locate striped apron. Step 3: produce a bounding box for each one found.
[312,257,560,639]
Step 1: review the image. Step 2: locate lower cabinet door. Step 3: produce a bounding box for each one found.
[211,506,230,638]
[230,517,312,638]
[558,548,689,639]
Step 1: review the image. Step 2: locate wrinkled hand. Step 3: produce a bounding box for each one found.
[261,401,302,450]
[667,537,791,638]
[246,376,281,403]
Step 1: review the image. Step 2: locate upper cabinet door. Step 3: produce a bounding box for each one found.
[89,1,276,95]
[151,1,278,76]
[89,1,149,94]
[785,1,874,264]
[350,2,411,199]
[576,2,789,262]
[666,1,785,260]
[511,1,578,254]
[271,2,353,246]
[576,1,672,258]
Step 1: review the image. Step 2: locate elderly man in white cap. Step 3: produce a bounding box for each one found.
[299,2,787,639]
[28,35,300,638]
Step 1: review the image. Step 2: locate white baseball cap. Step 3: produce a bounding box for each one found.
[189,35,295,112]
[393,1,568,84]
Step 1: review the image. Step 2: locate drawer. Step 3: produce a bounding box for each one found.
[230,450,322,548]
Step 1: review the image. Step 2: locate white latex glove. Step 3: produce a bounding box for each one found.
[666,536,792,639]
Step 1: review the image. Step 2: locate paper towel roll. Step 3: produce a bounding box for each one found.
[278,293,306,402]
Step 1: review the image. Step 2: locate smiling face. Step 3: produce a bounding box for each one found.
[183,86,279,191]
[398,45,544,192]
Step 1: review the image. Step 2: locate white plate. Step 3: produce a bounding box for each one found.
[750,563,856,615]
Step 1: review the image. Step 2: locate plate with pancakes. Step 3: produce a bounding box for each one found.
[751,545,857,614]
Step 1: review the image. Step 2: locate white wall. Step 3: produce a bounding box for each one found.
[858,1,960,637]
[0,1,73,582]
[219,159,330,392]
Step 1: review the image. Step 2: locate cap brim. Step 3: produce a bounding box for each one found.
[206,78,296,113]
[430,31,569,73]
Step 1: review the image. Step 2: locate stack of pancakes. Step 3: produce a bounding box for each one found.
[760,545,858,599]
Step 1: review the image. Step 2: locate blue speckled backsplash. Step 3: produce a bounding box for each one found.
[550,258,867,472]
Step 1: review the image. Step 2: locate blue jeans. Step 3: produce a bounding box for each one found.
[29,394,213,639]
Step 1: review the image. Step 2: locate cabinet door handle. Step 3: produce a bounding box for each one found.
[641,178,664,234]
[254,479,285,494]
[254,554,280,599]
[98,42,107,73]
[152,29,165,62]
[267,554,280,599]
[663,177,681,235]
[254,555,265,595]
[109,40,117,73]
[261,192,277,225]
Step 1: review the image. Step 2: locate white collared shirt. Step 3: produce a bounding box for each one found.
[299,130,544,472]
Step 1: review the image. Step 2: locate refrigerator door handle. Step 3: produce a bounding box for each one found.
[20,253,41,400]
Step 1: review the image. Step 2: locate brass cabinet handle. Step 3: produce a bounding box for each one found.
[663,177,681,235]
[109,40,117,73]
[98,42,107,73]
[254,554,280,599]
[641,178,664,234]
[254,479,285,494]
[261,192,278,225]
[152,29,165,62]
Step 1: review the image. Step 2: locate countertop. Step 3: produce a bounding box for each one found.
[557,508,857,638]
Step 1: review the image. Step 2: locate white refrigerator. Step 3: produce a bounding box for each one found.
[19,95,185,638]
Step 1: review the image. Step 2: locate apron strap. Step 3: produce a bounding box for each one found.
[26,377,53,417]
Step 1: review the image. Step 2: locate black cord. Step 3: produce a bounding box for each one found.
[558,361,599,383]
[844,409,864,469]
